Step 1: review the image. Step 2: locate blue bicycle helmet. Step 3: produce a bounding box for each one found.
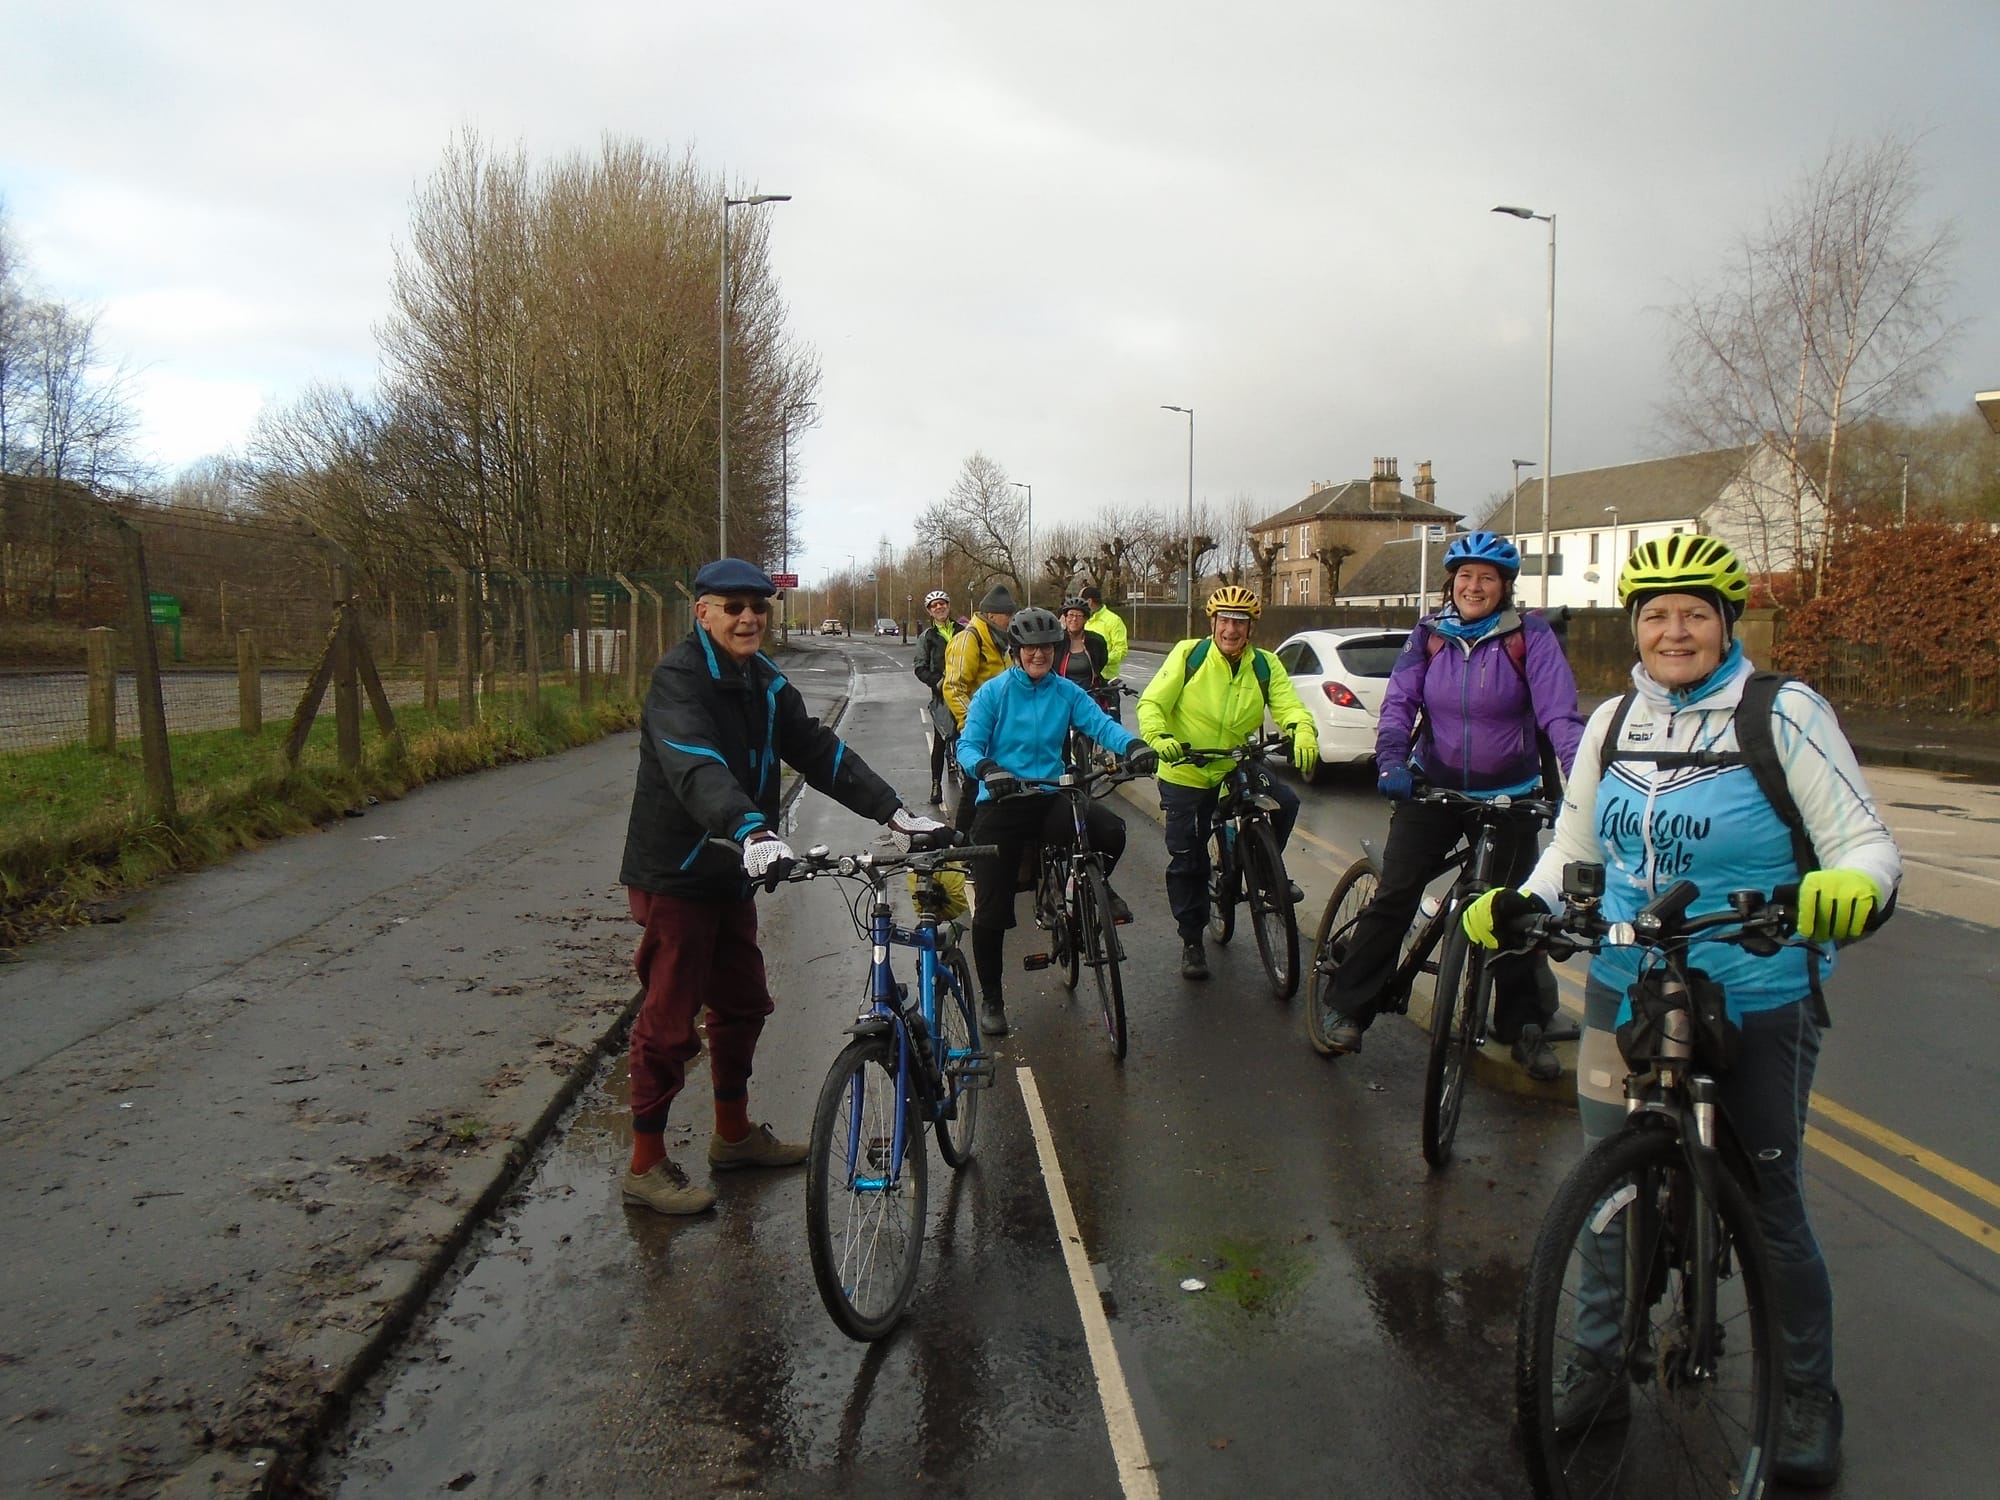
[1443,530,1521,579]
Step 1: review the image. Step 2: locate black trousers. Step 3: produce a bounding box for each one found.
[1323,797,1557,1039]
[967,791,1127,998]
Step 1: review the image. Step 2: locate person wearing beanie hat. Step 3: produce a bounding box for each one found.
[940,582,1018,833]
[616,557,948,1215]
[1461,533,1900,1485]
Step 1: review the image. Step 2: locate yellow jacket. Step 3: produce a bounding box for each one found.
[942,616,1010,728]
[1137,637,1316,789]
[1085,606,1129,678]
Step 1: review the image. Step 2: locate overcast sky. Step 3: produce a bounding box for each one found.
[4,0,1996,586]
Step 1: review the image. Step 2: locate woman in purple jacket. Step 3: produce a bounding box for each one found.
[1318,531,1585,1078]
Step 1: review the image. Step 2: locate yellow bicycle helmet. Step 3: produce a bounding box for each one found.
[1206,584,1262,620]
[1617,533,1750,619]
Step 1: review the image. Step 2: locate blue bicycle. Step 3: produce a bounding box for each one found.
[791,841,997,1341]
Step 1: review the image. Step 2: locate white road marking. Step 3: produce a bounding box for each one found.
[1017,1066,1159,1499]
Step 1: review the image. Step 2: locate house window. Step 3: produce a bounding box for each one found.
[1282,576,1292,605]
[1300,574,1311,601]
[1589,532,1600,564]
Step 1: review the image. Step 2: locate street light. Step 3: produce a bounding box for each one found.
[1494,205,1556,607]
[1509,458,1538,542]
[717,190,791,557]
[1162,405,1195,637]
[1008,481,1034,605]
[1895,451,1910,525]
[780,398,815,642]
[845,553,856,632]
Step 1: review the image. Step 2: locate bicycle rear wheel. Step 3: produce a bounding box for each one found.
[933,946,981,1168]
[1038,852,1080,990]
[1239,819,1300,1000]
[1207,826,1237,945]
[1516,1126,1781,1500]
[1078,864,1128,1059]
[1421,922,1486,1169]
[1306,858,1376,1055]
[806,1035,929,1341]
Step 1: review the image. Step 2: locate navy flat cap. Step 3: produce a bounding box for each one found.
[693,558,778,596]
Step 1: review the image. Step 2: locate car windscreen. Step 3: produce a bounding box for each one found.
[1333,637,1405,678]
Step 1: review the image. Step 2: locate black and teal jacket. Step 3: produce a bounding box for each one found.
[620,629,900,899]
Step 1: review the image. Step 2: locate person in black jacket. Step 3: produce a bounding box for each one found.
[911,588,962,805]
[618,558,948,1214]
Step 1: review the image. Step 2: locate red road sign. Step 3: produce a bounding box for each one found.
[770,573,799,589]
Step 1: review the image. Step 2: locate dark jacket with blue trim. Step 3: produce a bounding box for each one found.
[620,629,901,899]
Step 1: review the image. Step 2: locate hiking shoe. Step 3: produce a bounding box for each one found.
[708,1122,808,1171]
[1325,1012,1365,1054]
[928,781,944,806]
[1550,1356,1629,1437]
[1773,1384,1843,1488]
[1106,885,1134,925]
[1181,939,1210,980]
[1512,1023,1562,1082]
[621,1160,717,1215]
[979,997,1010,1036]
[1286,880,1305,905]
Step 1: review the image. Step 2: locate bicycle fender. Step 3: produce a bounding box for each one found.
[844,1014,896,1040]
[1359,838,1384,875]
[1250,795,1282,815]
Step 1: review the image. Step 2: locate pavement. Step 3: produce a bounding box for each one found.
[0,639,845,1499]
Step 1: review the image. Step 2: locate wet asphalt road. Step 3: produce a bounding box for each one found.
[315,636,2000,1499]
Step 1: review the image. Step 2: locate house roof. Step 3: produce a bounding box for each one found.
[1253,479,1459,532]
[1339,535,1455,598]
[1499,447,1757,534]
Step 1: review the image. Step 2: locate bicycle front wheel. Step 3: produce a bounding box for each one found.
[1078,864,1128,1059]
[806,1035,929,1342]
[1207,826,1237,945]
[933,946,981,1168]
[1306,858,1376,1055]
[1421,922,1486,1169]
[1039,853,1080,991]
[1240,819,1300,1000]
[1516,1126,1781,1500]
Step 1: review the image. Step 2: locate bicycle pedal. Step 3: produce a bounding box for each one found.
[957,1055,997,1088]
[1022,953,1051,970]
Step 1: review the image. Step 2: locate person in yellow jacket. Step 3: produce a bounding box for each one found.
[942,582,1018,832]
[1080,585,1128,720]
[1138,584,1319,979]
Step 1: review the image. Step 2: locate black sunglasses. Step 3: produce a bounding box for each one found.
[706,597,771,616]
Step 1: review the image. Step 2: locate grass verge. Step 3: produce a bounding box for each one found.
[0,686,638,949]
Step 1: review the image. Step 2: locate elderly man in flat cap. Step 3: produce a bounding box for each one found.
[617,557,948,1214]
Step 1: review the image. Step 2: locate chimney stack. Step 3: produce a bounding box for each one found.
[1369,456,1401,512]
[1414,460,1435,510]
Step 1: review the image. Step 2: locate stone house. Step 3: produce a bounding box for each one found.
[1247,458,1460,606]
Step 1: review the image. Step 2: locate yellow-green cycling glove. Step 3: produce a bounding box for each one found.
[1796,868,1882,942]
[1462,887,1548,949]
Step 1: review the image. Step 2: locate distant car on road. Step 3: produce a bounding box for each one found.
[819,618,844,635]
[875,618,901,637]
[1272,626,1409,781]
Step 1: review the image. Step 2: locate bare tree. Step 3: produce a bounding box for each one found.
[915,451,1027,596]
[1313,542,1356,600]
[161,453,248,512]
[1662,128,1961,594]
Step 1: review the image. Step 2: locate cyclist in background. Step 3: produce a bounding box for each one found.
[1081,585,1128,720]
[1056,596,1108,694]
[1317,531,1584,1077]
[1463,533,1900,1488]
[956,606,1157,1036]
[1138,585,1318,981]
[912,588,962,806]
[942,583,1017,834]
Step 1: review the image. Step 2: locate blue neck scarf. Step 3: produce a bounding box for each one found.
[1665,638,1746,709]
[1431,605,1503,643]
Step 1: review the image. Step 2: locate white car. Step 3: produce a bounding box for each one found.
[1273,627,1410,780]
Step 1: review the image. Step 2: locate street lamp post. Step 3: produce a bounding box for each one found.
[1494,205,1556,607]
[1896,451,1910,525]
[1162,405,1195,637]
[1510,458,1538,543]
[845,554,856,633]
[1008,481,1034,605]
[779,398,815,643]
[717,190,791,557]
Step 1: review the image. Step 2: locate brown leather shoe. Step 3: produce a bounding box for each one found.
[708,1122,809,1171]
[620,1160,716,1215]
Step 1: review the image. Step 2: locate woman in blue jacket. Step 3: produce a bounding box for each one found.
[1316,531,1585,1077]
[957,607,1156,1037]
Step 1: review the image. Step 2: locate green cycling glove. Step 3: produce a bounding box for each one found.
[1291,734,1319,778]
[1462,887,1548,949]
[1796,868,1882,942]
[1151,736,1187,766]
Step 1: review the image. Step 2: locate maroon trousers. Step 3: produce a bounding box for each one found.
[626,887,775,1131]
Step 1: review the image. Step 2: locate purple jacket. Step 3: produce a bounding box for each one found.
[1375,609,1585,792]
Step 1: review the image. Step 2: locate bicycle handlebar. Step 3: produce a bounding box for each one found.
[780,842,999,885]
[1182,730,1291,764]
[1413,785,1561,824]
[1513,875,1809,963]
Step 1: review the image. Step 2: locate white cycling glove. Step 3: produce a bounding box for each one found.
[888,806,951,852]
[741,833,797,888]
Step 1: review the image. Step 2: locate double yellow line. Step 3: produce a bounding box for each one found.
[1807,1096,2000,1257]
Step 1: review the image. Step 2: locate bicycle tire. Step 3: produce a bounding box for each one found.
[933,946,981,1168]
[1078,863,1128,1059]
[1240,819,1300,1000]
[1421,921,1485,1169]
[1306,858,1377,1055]
[806,1034,929,1342]
[1516,1126,1781,1500]
[1039,852,1080,991]
[1207,826,1237,945]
